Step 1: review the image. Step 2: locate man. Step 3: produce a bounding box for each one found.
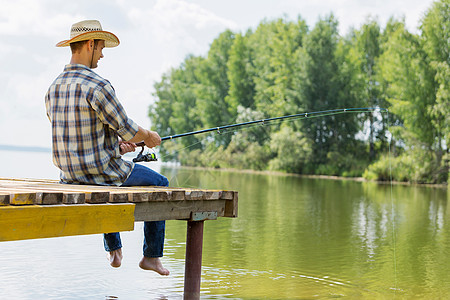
[45,20,169,276]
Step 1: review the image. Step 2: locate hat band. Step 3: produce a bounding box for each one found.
[71,26,102,39]
[72,26,101,33]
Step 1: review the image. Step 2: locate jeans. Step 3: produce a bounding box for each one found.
[103,164,169,258]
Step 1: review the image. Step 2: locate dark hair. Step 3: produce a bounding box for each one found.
[70,39,101,54]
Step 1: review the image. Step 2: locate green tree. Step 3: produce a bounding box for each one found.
[299,15,361,173]
[225,32,255,116]
[268,126,312,173]
[150,73,174,137]
[376,12,448,183]
[150,55,205,161]
[249,17,308,118]
[350,19,388,160]
[379,21,436,147]
[195,30,235,147]
[420,0,449,165]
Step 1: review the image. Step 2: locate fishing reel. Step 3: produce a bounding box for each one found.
[132,145,158,162]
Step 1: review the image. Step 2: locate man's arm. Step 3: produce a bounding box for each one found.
[89,85,161,148]
[126,126,162,148]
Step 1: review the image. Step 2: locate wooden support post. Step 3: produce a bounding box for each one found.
[184,220,204,300]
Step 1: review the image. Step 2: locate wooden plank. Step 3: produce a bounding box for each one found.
[107,191,131,203]
[0,203,135,242]
[220,190,235,200]
[0,184,106,204]
[183,189,225,201]
[0,184,87,205]
[127,192,150,203]
[0,182,135,204]
[134,200,227,222]
[224,191,238,218]
[148,186,227,201]
[0,193,10,206]
[118,186,185,201]
[0,188,36,205]
[159,186,217,201]
[170,190,186,201]
[35,191,63,205]
[93,185,183,201]
[204,191,222,200]
[0,185,63,205]
[71,191,108,204]
[62,193,86,204]
[140,187,186,201]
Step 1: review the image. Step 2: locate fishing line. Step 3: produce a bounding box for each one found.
[387,110,398,294]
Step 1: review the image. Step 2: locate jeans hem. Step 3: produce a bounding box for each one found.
[143,253,163,258]
[104,244,122,252]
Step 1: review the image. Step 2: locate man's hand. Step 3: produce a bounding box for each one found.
[127,126,161,148]
[119,141,136,155]
[143,130,161,148]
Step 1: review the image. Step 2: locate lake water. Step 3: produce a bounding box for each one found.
[0,149,448,299]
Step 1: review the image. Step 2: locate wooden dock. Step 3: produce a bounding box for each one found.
[0,177,238,299]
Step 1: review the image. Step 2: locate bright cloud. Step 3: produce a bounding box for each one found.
[0,0,84,37]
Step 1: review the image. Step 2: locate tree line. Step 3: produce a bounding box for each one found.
[149,0,449,184]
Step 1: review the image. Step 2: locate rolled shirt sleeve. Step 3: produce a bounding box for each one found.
[117,117,139,142]
[91,82,139,141]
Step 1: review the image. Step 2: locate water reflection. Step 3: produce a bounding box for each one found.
[164,167,449,299]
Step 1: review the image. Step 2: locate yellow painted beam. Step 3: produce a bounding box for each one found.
[0,204,135,242]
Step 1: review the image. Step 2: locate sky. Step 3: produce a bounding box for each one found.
[0,0,435,148]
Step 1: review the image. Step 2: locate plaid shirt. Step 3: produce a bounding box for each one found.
[45,64,139,186]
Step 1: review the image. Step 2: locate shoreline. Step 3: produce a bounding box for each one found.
[164,164,448,189]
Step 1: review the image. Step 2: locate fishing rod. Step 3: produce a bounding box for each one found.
[132,107,387,162]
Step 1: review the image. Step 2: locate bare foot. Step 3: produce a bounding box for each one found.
[107,249,123,268]
[139,257,170,276]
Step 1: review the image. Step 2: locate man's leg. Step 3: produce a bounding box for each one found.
[139,220,170,275]
[103,232,123,267]
[121,164,170,275]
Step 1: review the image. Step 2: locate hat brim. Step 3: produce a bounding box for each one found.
[56,31,120,48]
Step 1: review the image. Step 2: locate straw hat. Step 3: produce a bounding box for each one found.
[56,20,119,48]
